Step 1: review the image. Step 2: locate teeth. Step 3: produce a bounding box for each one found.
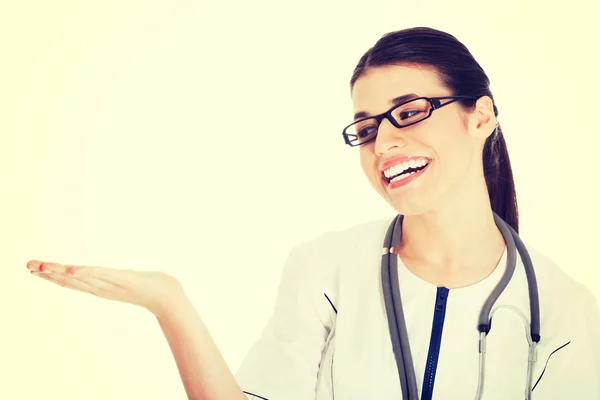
[390,171,415,182]
[384,158,429,178]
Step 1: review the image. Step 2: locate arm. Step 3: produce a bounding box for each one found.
[156,293,248,400]
[26,261,248,400]
[233,245,337,399]
[27,238,338,400]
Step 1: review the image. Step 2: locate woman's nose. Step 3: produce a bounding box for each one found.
[374,117,407,155]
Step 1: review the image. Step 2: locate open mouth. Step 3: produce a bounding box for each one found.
[383,159,431,185]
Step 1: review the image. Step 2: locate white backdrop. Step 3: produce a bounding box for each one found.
[2,0,599,398]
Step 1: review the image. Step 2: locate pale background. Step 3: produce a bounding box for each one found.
[1,0,599,398]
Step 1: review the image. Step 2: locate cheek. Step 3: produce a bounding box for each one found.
[359,147,379,181]
[434,130,475,179]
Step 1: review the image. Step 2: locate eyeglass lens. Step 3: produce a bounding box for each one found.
[346,98,432,145]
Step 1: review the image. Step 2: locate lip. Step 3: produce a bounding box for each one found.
[379,155,431,172]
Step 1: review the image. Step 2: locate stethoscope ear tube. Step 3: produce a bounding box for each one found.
[381,214,419,399]
[505,223,541,343]
[477,213,540,343]
[477,213,518,334]
[381,214,409,397]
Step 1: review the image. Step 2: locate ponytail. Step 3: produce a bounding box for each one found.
[483,123,519,233]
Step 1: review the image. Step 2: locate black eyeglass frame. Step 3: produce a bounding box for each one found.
[342,95,479,147]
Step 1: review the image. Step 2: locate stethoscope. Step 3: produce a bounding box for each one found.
[381,211,541,400]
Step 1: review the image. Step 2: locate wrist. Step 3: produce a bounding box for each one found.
[151,288,192,320]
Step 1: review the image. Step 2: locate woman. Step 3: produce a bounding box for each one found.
[27,27,600,399]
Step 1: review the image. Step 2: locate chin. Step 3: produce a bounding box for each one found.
[387,198,432,217]
[378,182,433,216]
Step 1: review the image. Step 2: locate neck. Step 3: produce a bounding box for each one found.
[398,179,506,274]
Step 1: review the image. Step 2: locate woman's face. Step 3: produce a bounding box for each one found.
[352,64,490,216]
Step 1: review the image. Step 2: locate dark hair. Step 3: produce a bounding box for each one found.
[350,27,519,233]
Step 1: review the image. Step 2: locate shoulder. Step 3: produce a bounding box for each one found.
[282,217,393,291]
[523,241,594,304]
[521,241,599,338]
[290,216,393,260]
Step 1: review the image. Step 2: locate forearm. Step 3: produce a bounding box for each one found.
[155,294,247,400]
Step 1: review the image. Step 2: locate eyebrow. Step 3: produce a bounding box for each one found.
[353,93,419,120]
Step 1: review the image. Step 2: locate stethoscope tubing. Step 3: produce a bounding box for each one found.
[381,212,541,400]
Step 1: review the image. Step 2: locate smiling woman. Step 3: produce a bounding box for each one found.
[27,26,600,400]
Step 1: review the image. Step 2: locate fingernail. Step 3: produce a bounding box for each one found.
[31,271,40,276]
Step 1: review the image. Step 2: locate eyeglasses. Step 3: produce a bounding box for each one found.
[342,96,478,147]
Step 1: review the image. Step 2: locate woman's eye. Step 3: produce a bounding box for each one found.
[358,126,376,138]
[399,110,423,120]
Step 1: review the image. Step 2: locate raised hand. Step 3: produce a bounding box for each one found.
[27,260,252,399]
[26,260,185,317]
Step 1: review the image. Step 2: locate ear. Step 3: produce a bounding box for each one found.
[472,95,497,140]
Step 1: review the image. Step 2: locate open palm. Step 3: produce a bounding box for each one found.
[27,260,184,316]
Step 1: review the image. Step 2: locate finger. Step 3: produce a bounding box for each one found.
[34,271,69,288]
[65,266,133,290]
[26,261,71,274]
[26,260,44,272]
[30,262,133,289]
[33,271,126,301]
[37,262,78,274]
[27,260,75,273]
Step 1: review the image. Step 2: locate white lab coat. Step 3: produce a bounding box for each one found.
[235,217,600,399]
